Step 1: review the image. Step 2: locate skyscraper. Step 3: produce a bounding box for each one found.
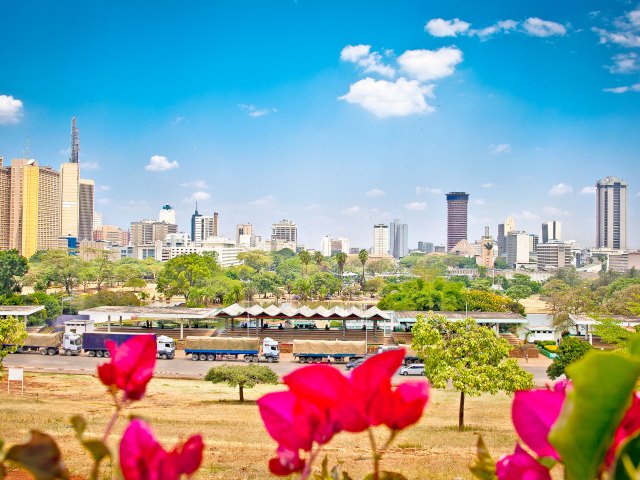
[78,179,94,241]
[596,176,628,250]
[446,192,469,252]
[236,223,253,246]
[60,161,80,238]
[271,219,298,250]
[70,117,79,164]
[373,224,389,256]
[541,221,561,244]
[497,217,515,257]
[0,157,10,250]
[389,219,408,259]
[191,204,202,242]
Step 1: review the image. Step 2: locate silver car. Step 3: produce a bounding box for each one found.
[399,364,425,376]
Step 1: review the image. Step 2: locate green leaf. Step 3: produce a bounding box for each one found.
[611,431,640,480]
[469,435,497,480]
[70,415,86,437]
[549,351,640,480]
[628,335,640,357]
[81,440,110,464]
[5,431,69,480]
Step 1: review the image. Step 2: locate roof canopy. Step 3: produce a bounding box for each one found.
[395,310,527,324]
[79,306,219,319]
[214,303,392,320]
[0,305,45,316]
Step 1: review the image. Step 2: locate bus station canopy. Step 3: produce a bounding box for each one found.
[213,303,392,321]
[79,306,219,320]
[0,305,45,317]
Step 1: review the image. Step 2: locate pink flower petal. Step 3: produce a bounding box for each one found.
[496,444,552,480]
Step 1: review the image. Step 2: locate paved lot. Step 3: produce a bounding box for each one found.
[3,351,553,385]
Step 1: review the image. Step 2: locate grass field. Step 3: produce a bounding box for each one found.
[0,372,518,479]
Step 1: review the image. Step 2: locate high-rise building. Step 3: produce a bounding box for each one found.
[389,219,409,259]
[0,157,10,250]
[78,179,94,241]
[190,205,202,242]
[192,215,217,243]
[130,220,177,246]
[70,117,79,164]
[93,225,129,245]
[159,205,176,225]
[271,219,297,250]
[321,235,350,256]
[506,231,530,267]
[373,224,390,256]
[537,242,573,270]
[497,217,516,257]
[596,176,628,250]
[60,162,80,238]
[541,221,561,244]
[529,234,539,254]
[446,192,469,252]
[417,241,434,253]
[236,223,253,246]
[479,226,495,268]
[93,212,103,230]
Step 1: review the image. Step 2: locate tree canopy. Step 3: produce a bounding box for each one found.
[0,250,28,296]
[204,364,279,402]
[0,316,28,367]
[547,336,592,380]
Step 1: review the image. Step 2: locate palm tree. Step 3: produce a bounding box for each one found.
[298,250,311,277]
[335,252,347,278]
[313,251,324,269]
[358,249,369,289]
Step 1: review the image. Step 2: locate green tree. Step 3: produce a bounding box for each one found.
[493,257,509,270]
[593,317,637,350]
[366,258,395,276]
[237,251,272,273]
[30,250,81,295]
[254,271,281,299]
[358,249,368,288]
[505,284,533,301]
[547,336,592,380]
[0,316,28,370]
[156,253,215,302]
[124,277,147,292]
[313,251,324,268]
[412,314,533,431]
[204,364,279,402]
[298,250,312,277]
[0,250,28,296]
[335,252,347,278]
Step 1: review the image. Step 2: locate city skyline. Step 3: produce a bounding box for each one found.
[0,1,638,249]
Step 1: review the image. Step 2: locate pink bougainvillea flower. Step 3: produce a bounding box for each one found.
[119,419,204,480]
[382,381,430,431]
[606,393,640,466]
[268,446,305,476]
[512,385,566,460]
[284,364,350,408]
[97,335,157,401]
[496,444,552,480]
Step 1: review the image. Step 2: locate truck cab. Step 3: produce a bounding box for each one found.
[157,335,176,359]
[261,337,280,362]
[62,333,82,356]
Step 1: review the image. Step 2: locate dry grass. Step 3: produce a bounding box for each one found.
[0,373,517,479]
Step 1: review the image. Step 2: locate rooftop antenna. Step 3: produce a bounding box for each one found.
[70,117,79,163]
[23,128,31,158]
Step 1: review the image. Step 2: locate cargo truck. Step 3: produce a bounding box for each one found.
[6,332,82,356]
[185,336,279,362]
[83,332,176,359]
[377,345,420,365]
[293,340,366,363]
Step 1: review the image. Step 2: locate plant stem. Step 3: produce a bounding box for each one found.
[300,445,321,480]
[102,396,123,443]
[368,428,380,480]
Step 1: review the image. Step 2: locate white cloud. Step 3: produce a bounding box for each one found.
[0,95,24,124]
[97,198,111,205]
[482,182,494,189]
[603,83,640,94]
[180,179,208,189]
[549,183,573,196]
[248,195,275,206]
[339,77,435,118]
[185,191,211,203]
[593,8,640,48]
[424,18,471,37]
[365,188,385,197]
[82,161,99,170]
[522,18,567,37]
[145,155,179,172]
[607,53,639,74]
[490,143,511,154]
[98,185,111,192]
[404,201,427,211]
[59,147,71,156]
[172,116,185,125]
[398,47,463,82]
[543,206,572,217]
[238,104,277,117]
[416,186,443,195]
[340,44,395,77]
[580,186,596,194]
[341,205,363,215]
[475,20,519,38]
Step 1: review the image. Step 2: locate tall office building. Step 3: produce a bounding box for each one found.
[0,158,10,250]
[596,176,628,250]
[130,220,177,246]
[191,205,202,242]
[93,225,129,245]
[537,242,572,270]
[479,226,495,268]
[506,231,530,267]
[236,223,253,246]
[93,212,103,230]
[271,219,297,250]
[446,192,469,252]
[389,219,409,259]
[497,217,516,257]
[541,221,561,244]
[192,215,217,243]
[60,161,80,238]
[373,224,390,256]
[78,179,94,241]
[417,241,434,253]
[159,204,176,225]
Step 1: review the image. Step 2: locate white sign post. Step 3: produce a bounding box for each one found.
[7,367,24,394]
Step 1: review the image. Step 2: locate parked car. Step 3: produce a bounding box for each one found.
[399,364,425,376]
[345,357,367,371]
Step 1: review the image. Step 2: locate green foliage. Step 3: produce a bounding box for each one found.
[204,365,279,401]
[505,285,533,301]
[412,314,533,429]
[493,257,509,270]
[74,291,141,310]
[0,250,28,296]
[358,250,368,287]
[156,253,219,301]
[548,338,640,480]
[123,277,146,291]
[547,336,592,380]
[237,251,272,272]
[4,431,69,480]
[0,316,28,365]
[25,250,81,295]
[469,436,497,480]
[593,317,637,351]
[298,250,312,276]
[366,258,395,276]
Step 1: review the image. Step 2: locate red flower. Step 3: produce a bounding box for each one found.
[496,444,552,480]
[606,393,640,466]
[268,446,305,476]
[381,381,430,431]
[511,384,566,460]
[119,419,204,480]
[97,335,157,401]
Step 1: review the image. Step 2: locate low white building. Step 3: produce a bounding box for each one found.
[156,234,242,267]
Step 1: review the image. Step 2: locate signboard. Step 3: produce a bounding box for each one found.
[7,367,24,394]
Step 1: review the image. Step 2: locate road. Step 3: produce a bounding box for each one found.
[3,351,553,385]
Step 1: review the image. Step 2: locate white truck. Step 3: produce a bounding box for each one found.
[293,340,366,363]
[6,332,82,356]
[185,336,280,362]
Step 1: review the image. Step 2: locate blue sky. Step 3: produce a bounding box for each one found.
[1,1,639,250]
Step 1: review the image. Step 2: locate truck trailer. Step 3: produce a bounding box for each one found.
[82,332,175,359]
[7,332,82,356]
[185,336,280,362]
[293,340,366,363]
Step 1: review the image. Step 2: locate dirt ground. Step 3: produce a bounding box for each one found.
[0,372,521,479]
